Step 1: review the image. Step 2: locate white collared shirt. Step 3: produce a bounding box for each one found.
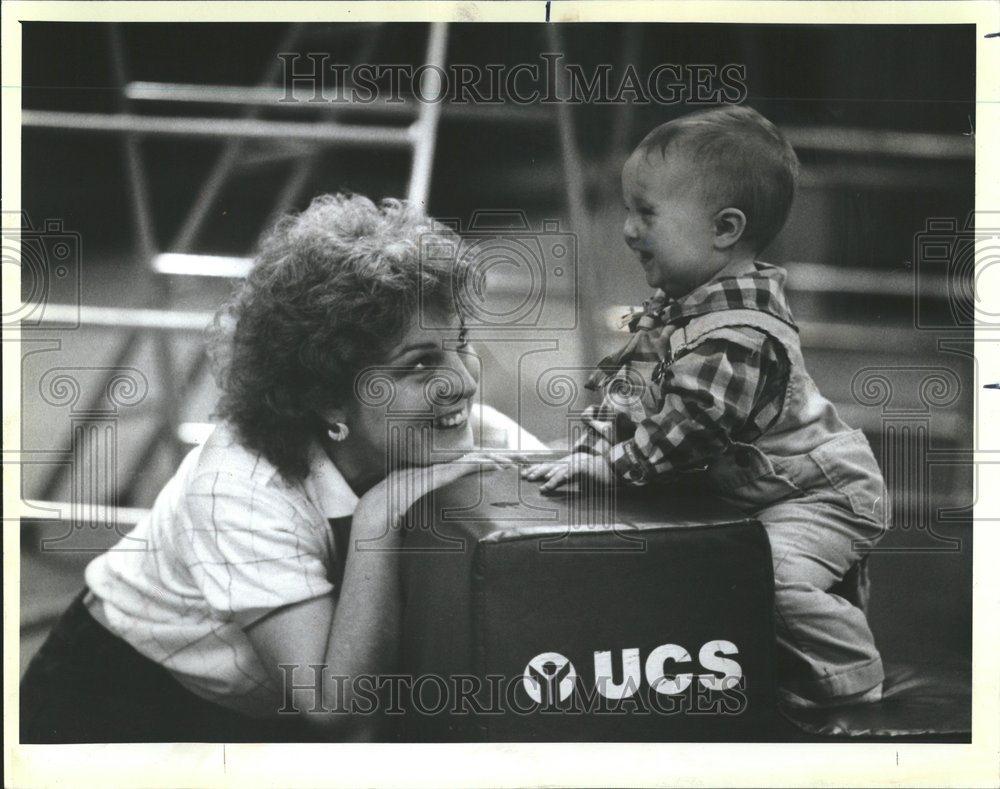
[84,408,543,718]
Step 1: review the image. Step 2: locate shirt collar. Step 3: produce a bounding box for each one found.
[301,439,360,519]
[647,261,797,329]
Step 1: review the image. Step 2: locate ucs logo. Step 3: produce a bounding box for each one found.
[522,652,579,704]
[522,640,742,705]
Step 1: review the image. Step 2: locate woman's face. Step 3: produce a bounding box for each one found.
[342,313,479,474]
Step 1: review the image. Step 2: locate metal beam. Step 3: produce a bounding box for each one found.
[407,22,449,208]
[33,256,953,300]
[170,23,306,255]
[787,262,943,298]
[24,499,150,527]
[783,125,973,161]
[22,110,416,147]
[153,252,252,278]
[121,81,974,161]
[32,304,215,331]
[123,80,553,125]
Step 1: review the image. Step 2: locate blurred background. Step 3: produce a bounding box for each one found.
[18,23,974,679]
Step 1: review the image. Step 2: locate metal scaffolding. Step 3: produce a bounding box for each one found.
[25,22,452,524]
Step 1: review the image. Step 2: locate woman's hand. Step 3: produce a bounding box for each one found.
[354,450,514,541]
[522,451,615,493]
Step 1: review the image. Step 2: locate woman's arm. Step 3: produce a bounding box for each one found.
[244,455,507,739]
[243,503,400,740]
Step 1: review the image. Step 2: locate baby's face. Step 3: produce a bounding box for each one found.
[621,149,722,298]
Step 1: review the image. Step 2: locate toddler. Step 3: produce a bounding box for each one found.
[525,105,887,709]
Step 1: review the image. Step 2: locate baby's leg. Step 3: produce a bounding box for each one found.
[762,495,885,708]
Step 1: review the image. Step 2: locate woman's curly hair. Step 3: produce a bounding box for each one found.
[210,193,462,481]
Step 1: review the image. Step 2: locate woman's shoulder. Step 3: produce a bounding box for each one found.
[196,422,277,478]
[185,423,309,508]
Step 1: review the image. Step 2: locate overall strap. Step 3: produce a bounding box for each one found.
[668,309,799,439]
[668,309,800,360]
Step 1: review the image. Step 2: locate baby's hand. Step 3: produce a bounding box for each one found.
[521,451,614,493]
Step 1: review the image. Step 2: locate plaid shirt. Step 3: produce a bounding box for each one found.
[578,263,795,485]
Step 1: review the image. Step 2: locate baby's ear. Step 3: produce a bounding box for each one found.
[713,208,747,249]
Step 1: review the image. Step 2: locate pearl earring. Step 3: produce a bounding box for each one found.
[327,422,350,442]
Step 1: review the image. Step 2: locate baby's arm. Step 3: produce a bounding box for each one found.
[527,331,784,490]
[522,450,615,492]
[606,333,780,484]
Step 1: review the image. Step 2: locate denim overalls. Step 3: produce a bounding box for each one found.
[665,307,888,704]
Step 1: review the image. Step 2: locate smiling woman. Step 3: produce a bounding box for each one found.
[211,193,498,492]
[19,193,544,743]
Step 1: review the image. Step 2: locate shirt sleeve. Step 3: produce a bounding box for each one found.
[180,471,334,627]
[602,331,785,485]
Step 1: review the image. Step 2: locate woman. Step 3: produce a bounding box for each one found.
[20,193,543,742]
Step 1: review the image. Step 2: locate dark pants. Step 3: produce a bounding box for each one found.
[20,591,318,743]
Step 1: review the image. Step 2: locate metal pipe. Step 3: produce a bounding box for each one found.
[263,151,320,230]
[786,262,938,297]
[33,304,215,331]
[23,499,151,526]
[125,80,371,107]
[36,331,142,503]
[110,25,186,469]
[153,252,252,278]
[32,28,172,517]
[170,23,306,254]
[609,26,642,161]
[109,27,158,260]
[406,22,449,208]
[28,25,311,513]
[546,27,589,230]
[546,24,595,370]
[123,80,553,125]
[261,23,382,228]
[120,353,210,504]
[120,81,976,162]
[36,255,952,304]
[783,125,973,161]
[22,110,416,147]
